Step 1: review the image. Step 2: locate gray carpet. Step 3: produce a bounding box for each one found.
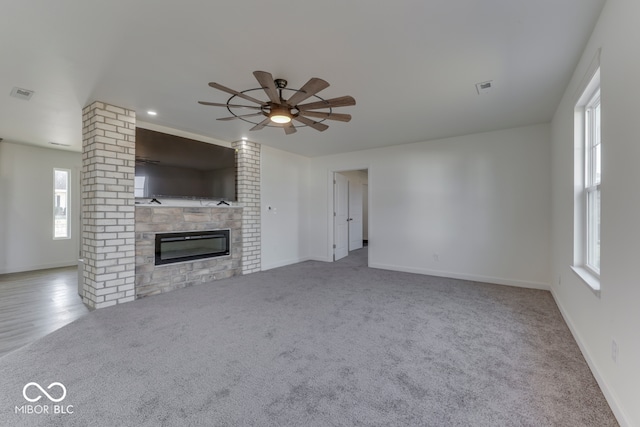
[0,248,617,426]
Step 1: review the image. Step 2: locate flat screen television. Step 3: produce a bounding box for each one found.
[134,128,236,201]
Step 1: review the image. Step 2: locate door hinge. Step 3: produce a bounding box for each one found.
[333,244,336,249]
[334,212,336,217]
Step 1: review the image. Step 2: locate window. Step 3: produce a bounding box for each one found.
[134,176,146,198]
[585,90,601,274]
[572,67,600,292]
[54,168,70,239]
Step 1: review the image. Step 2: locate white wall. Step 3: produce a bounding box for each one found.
[260,145,310,270]
[550,0,640,424]
[0,142,82,273]
[308,123,551,289]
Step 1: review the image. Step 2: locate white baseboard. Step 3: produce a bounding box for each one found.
[307,256,332,263]
[261,256,312,271]
[551,289,631,427]
[369,262,550,291]
[0,260,78,275]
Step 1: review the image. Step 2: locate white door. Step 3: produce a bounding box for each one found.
[348,180,363,251]
[334,173,349,260]
[363,183,369,241]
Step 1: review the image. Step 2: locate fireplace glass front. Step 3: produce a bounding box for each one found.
[155,230,230,265]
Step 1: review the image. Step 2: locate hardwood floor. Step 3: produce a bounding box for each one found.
[0,266,90,358]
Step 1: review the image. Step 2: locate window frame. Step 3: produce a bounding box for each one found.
[572,67,601,294]
[53,168,71,240]
[584,90,601,275]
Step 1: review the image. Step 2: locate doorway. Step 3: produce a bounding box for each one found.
[333,169,369,262]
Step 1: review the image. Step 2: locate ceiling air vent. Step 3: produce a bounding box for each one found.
[475,80,494,95]
[10,87,35,100]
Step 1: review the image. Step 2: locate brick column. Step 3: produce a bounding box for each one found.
[232,140,261,274]
[81,102,136,308]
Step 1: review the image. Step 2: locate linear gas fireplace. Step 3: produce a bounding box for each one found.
[155,230,230,266]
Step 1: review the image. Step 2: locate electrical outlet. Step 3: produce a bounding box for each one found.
[433,254,439,262]
[611,339,619,364]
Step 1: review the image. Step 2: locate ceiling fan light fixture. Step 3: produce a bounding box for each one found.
[270,114,291,124]
[269,106,292,124]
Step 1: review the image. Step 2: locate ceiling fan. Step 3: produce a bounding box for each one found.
[198,71,355,135]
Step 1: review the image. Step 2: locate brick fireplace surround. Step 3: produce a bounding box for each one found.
[80,101,261,309]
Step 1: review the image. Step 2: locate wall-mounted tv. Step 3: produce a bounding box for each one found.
[135,128,236,201]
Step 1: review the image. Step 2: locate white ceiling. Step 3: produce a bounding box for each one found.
[0,0,605,157]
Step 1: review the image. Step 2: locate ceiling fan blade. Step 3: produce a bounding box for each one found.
[253,71,281,104]
[285,78,330,107]
[198,101,263,110]
[208,82,266,105]
[283,122,297,135]
[298,110,351,122]
[250,117,272,131]
[297,95,356,111]
[293,115,329,132]
[216,113,265,121]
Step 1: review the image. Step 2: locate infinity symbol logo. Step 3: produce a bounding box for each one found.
[22,382,67,403]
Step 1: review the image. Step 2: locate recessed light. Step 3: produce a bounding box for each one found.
[147,111,157,116]
[241,137,248,141]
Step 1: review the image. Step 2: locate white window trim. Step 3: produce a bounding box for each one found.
[572,67,601,295]
[584,89,600,275]
[53,168,72,240]
[571,266,600,296]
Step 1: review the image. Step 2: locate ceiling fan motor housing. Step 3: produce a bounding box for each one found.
[269,104,293,123]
